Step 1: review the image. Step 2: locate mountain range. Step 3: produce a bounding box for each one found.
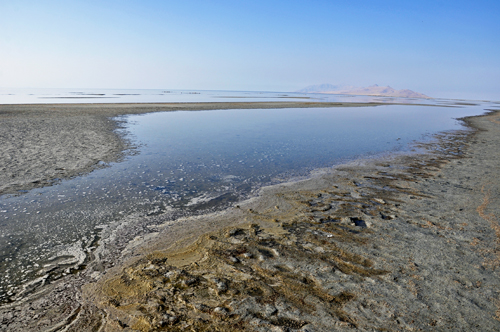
[297,84,430,99]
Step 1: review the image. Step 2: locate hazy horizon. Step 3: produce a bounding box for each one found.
[1,1,499,101]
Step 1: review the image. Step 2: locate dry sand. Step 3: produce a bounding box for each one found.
[0,103,499,331]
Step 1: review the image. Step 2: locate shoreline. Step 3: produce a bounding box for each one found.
[81,110,499,331]
[0,104,499,330]
[0,101,387,197]
[0,101,448,197]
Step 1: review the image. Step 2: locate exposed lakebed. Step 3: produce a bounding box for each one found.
[0,104,488,303]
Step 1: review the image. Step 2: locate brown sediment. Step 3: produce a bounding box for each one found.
[1,107,500,331]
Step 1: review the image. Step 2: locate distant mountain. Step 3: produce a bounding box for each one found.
[297,84,430,99]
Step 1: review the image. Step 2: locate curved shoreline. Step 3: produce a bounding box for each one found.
[81,110,500,331]
[0,101,445,197]
[1,103,499,330]
[0,101,387,197]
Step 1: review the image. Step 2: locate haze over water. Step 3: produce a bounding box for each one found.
[0,88,460,105]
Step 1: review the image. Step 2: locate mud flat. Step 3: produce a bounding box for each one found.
[1,105,500,331]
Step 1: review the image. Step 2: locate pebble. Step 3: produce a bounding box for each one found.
[217,285,228,293]
[193,303,210,312]
[229,238,244,244]
[262,304,278,317]
[229,256,240,263]
[351,191,362,199]
[213,307,228,316]
[227,228,240,237]
[340,217,352,224]
[214,279,227,292]
[314,246,325,253]
[183,278,197,286]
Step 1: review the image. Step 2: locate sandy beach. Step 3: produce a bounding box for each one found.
[0,103,499,331]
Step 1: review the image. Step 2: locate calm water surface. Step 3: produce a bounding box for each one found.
[0,103,490,302]
[0,87,459,105]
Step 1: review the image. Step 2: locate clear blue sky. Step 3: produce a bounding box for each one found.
[1,0,499,100]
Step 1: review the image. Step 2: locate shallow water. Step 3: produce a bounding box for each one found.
[0,103,491,302]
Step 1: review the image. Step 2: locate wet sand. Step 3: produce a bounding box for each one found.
[0,103,499,331]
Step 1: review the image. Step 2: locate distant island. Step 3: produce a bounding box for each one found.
[297,83,430,99]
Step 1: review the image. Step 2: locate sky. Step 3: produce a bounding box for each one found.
[0,0,499,100]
